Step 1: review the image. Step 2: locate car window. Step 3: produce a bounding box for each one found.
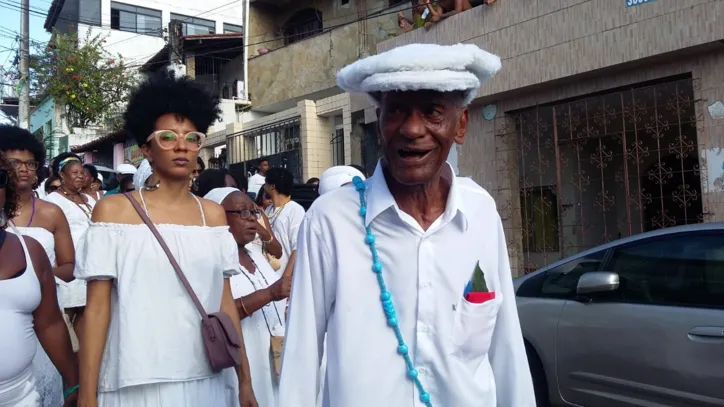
[608,232,724,308]
[536,250,606,299]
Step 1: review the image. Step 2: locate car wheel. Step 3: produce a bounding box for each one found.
[526,343,550,407]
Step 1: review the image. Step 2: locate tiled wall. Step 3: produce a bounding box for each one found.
[378,0,724,101]
[459,49,724,276]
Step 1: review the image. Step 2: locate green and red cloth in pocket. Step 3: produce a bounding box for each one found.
[463,261,496,303]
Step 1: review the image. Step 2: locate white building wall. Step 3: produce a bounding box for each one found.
[76,0,245,65]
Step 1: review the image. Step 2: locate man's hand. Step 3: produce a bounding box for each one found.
[268,274,292,301]
[240,381,259,407]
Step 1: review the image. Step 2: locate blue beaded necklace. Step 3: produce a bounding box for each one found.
[353,176,433,407]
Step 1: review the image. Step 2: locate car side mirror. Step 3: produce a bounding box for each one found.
[576,271,619,295]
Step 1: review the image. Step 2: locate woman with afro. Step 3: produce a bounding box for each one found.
[75,70,257,407]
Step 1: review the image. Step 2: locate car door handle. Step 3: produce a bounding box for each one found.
[688,326,724,338]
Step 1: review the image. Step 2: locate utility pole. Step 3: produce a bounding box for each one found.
[167,20,186,77]
[18,0,30,129]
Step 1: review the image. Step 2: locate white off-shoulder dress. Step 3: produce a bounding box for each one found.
[229,249,286,407]
[44,191,95,308]
[74,196,242,406]
[11,225,63,407]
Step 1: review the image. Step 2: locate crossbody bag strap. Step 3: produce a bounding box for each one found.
[123,193,209,322]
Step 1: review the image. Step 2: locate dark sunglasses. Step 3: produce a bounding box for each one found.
[0,169,7,188]
[46,185,59,194]
[226,209,261,220]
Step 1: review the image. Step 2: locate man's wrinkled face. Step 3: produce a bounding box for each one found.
[377,90,468,185]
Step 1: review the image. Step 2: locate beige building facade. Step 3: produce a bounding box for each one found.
[357,0,724,276]
[226,0,403,181]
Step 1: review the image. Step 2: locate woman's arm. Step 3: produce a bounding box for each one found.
[78,280,111,406]
[76,197,122,407]
[50,204,75,282]
[235,274,291,319]
[29,237,79,404]
[257,207,283,258]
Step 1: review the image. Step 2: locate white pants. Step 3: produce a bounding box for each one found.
[0,367,41,407]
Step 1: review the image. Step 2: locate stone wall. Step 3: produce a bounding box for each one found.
[248,0,402,110]
[377,0,724,102]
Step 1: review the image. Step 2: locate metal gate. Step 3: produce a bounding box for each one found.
[228,118,303,183]
[495,77,709,274]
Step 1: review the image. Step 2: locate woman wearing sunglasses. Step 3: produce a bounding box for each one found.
[205,187,290,407]
[0,153,79,407]
[0,125,77,407]
[76,71,257,407]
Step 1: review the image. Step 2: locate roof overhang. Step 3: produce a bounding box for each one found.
[44,0,66,32]
[139,34,244,73]
[71,131,130,153]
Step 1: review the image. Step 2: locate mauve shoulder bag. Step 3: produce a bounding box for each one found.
[124,193,242,372]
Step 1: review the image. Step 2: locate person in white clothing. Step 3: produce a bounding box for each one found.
[0,126,77,407]
[318,165,366,196]
[247,158,269,198]
[263,167,305,276]
[0,152,79,407]
[206,187,290,407]
[279,43,535,407]
[76,70,257,407]
[44,153,96,350]
[313,165,367,407]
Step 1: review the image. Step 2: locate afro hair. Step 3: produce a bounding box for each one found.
[123,70,221,147]
[0,125,47,165]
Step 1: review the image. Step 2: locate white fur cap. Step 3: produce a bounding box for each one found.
[336,43,501,106]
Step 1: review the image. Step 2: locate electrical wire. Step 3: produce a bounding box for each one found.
[121,1,433,71]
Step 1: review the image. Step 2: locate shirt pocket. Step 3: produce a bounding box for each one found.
[451,294,503,368]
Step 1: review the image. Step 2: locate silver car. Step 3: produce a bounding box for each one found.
[514,223,724,407]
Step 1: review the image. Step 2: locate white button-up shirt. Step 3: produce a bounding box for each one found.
[279,162,535,407]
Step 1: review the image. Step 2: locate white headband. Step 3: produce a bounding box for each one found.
[204,187,241,204]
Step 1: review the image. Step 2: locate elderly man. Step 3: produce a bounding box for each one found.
[279,43,534,407]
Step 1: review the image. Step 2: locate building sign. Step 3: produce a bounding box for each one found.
[626,0,655,7]
[125,145,144,165]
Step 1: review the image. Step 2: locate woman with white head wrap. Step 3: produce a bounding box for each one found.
[318,166,366,196]
[205,187,288,407]
[133,159,153,190]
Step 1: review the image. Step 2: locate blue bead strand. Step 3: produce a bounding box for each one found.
[352,176,433,407]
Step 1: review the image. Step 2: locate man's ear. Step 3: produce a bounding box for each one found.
[454,107,468,145]
[376,108,384,146]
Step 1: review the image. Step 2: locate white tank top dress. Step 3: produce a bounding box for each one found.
[0,224,42,407]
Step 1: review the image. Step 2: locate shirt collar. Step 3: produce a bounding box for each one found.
[364,160,469,232]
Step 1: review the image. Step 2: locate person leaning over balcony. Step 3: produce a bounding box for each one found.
[278,43,534,407]
[424,0,497,29]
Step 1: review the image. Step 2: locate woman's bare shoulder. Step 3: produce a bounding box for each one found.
[197,197,227,227]
[92,193,139,223]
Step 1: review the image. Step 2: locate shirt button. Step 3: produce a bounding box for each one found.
[422,282,432,288]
